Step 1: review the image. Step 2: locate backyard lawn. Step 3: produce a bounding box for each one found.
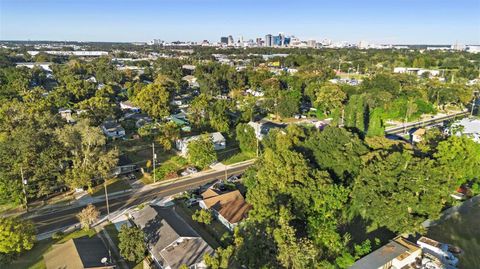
[175,200,229,249]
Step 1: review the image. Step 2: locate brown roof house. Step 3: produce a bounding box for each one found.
[44,236,115,269]
[199,189,251,231]
[131,205,213,269]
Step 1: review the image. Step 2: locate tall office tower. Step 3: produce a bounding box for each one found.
[265,34,273,47]
[220,37,228,44]
[227,35,234,46]
[273,35,282,46]
[279,33,285,46]
[256,38,263,46]
[307,39,316,48]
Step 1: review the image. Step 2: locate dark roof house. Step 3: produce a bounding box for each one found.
[131,205,213,269]
[44,236,115,269]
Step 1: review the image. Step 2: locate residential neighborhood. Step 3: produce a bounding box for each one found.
[1,1,480,268]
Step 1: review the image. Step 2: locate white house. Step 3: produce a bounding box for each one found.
[449,117,480,143]
[175,132,226,156]
[120,100,141,112]
[101,121,126,138]
[58,108,75,123]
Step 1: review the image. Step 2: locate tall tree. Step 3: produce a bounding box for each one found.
[187,135,217,169]
[118,225,146,263]
[133,75,176,119]
[56,119,119,189]
[0,217,35,258]
[76,204,100,231]
[434,135,480,185]
[235,123,257,153]
[303,126,368,183]
[351,151,455,233]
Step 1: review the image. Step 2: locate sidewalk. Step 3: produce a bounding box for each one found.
[17,159,256,221]
[23,189,133,220]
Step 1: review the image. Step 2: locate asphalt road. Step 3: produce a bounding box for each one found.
[384,111,469,135]
[31,163,253,234]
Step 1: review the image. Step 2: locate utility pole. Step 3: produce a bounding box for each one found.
[471,91,479,116]
[20,167,28,212]
[104,181,110,216]
[152,143,156,183]
[224,164,228,181]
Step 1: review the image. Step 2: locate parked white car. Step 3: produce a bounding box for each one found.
[181,167,198,176]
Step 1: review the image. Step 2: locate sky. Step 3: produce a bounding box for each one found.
[1,0,479,44]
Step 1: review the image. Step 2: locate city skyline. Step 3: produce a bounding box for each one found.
[1,0,479,44]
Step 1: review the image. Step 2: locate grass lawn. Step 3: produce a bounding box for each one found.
[104,223,120,246]
[0,203,22,215]
[132,262,144,269]
[91,179,131,197]
[11,229,96,269]
[222,151,256,165]
[175,201,229,249]
[111,137,176,168]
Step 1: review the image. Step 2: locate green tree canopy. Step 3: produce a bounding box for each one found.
[351,151,455,233]
[118,225,146,263]
[187,135,217,169]
[56,119,119,189]
[0,217,35,260]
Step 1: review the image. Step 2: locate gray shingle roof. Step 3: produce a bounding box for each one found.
[132,205,213,269]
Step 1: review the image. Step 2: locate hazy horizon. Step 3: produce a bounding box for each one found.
[1,0,479,45]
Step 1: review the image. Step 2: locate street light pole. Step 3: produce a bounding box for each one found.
[104,181,110,216]
[20,167,28,212]
[152,143,156,183]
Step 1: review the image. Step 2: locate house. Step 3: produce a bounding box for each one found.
[120,100,141,113]
[410,128,426,143]
[131,205,213,269]
[248,120,286,140]
[175,132,226,156]
[350,236,422,269]
[199,189,251,231]
[58,108,76,123]
[182,75,199,88]
[245,88,264,97]
[44,236,115,269]
[449,117,480,143]
[101,121,126,138]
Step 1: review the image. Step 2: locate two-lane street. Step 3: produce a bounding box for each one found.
[31,163,253,234]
